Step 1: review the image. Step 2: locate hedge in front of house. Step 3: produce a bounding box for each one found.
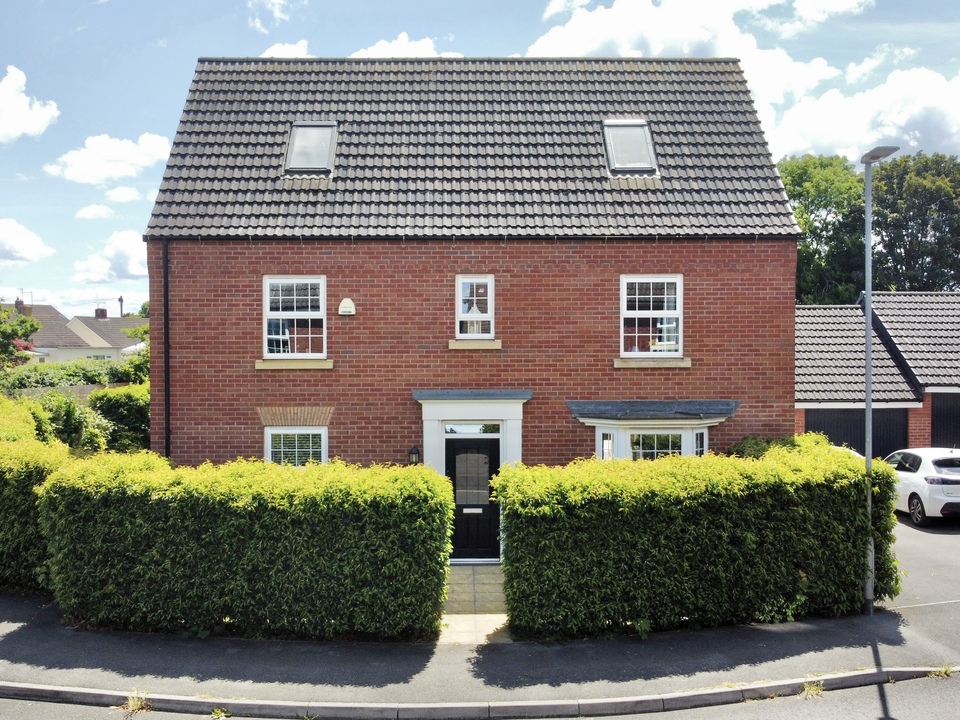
[88,383,150,451]
[0,394,41,441]
[493,434,898,639]
[0,439,72,589]
[37,454,453,640]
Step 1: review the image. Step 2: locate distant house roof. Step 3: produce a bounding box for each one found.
[145,57,799,241]
[872,292,960,389]
[0,303,86,349]
[70,315,148,350]
[795,305,919,405]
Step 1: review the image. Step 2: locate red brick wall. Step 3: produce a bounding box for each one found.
[148,236,796,466]
[908,394,933,447]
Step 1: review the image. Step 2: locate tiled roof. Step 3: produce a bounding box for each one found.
[145,57,800,240]
[566,399,740,421]
[71,316,148,349]
[1,304,85,348]
[795,305,918,404]
[872,292,960,388]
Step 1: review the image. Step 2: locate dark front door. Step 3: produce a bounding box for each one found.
[446,438,500,559]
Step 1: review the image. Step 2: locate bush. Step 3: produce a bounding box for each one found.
[0,394,41,441]
[0,439,72,589]
[89,383,149,451]
[727,435,799,458]
[0,353,148,394]
[33,391,110,453]
[37,455,453,640]
[493,434,898,639]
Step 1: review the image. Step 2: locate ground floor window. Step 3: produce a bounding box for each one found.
[264,426,328,465]
[596,427,708,459]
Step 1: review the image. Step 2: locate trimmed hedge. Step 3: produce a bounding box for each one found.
[88,383,150,451]
[37,454,453,640]
[0,394,41,441]
[493,434,899,639]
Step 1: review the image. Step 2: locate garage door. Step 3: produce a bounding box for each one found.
[805,408,908,458]
[932,394,960,448]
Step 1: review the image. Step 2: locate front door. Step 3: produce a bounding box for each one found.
[446,438,500,559]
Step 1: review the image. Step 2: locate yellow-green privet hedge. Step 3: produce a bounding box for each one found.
[493,435,899,639]
[0,395,73,589]
[37,454,454,640]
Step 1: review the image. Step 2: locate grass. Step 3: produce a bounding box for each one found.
[800,680,824,699]
[928,665,953,679]
[120,689,152,715]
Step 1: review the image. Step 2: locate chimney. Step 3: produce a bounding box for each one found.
[95,308,107,319]
[14,298,31,316]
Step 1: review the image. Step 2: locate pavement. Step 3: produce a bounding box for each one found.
[1,523,959,720]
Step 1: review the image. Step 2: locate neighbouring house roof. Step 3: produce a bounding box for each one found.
[69,316,148,350]
[566,399,740,422]
[795,305,919,404]
[0,303,86,349]
[871,292,960,389]
[145,57,800,241]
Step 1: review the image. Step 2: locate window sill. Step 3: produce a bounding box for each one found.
[448,339,502,350]
[255,359,334,370]
[614,357,691,369]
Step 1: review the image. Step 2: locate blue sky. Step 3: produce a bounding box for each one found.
[1,0,958,320]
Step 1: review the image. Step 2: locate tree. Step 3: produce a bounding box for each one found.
[138,301,149,318]
[0,305,41,368]
[778,154,866,304]
[873,152,960,292]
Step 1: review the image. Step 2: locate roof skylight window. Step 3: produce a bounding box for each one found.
[603,120,657,174]
[285,121,337,173]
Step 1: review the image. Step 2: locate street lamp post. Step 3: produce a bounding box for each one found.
[861,144,898,616]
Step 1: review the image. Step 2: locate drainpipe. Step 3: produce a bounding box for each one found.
[163,236,172,458]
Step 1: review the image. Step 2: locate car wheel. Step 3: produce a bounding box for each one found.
[908,494,929,527]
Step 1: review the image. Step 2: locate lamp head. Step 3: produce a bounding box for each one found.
[860,145,899,164]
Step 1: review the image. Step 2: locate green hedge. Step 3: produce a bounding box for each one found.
[493,434,899,639]
[88,383,149,451]
[0,439,72,589]
[37,455,453,640]
[0,394,41,441]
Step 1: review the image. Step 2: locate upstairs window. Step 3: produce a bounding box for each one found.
[621,274,682,357]
[456,275,494,339]
[263,276,326,358]
[603,119,657,174]
[285,121,337,173]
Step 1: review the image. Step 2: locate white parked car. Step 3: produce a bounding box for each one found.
[883,448,960,527]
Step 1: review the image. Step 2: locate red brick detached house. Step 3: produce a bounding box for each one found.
[145,58,799,558]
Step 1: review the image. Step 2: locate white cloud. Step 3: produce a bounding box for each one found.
[770,67,960,161]
[0,218,56,264]
[248,0,300,33]
[261,40,312,58]
[845,44,918,84]
[73,230,147,283]
[758,0,874,38]
[76,204,114,220]
[543,0,590,21]
[43,133,170,185]
[0,66,59,144]
[350,32,464,59]
[105,186,141,202]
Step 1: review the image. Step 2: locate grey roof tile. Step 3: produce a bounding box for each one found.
[872,292,960,389]
[146,57,800,241]
[795,305,918,404]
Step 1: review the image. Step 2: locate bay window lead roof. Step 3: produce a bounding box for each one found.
[566,400,741,422]
[145,57,800,240]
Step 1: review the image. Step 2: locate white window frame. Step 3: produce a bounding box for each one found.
[263,275,327,359]
[594,426,709,459]
[620,274,683,358]
[264,426,329,465]
[456,274,495,339]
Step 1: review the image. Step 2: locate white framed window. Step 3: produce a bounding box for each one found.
[456,274,494,339]
[603,119,657,174]
[621,274,682,357]
[263,276,326,358]
[285,121,337,173]
[265,426,328,465]
[595,426,708,459]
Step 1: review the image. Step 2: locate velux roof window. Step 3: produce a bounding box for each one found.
[603,119,657,174]
[285,121,337,173]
